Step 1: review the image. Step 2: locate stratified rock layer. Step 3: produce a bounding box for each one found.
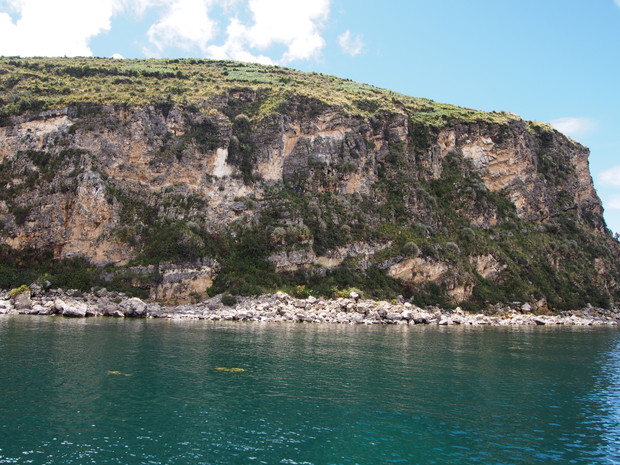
[0,58,618,310]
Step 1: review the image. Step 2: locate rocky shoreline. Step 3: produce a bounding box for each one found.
[1,287,619,326]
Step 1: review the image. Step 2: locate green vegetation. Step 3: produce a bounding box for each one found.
[0,247,110,295]
[221,294,237,306]
[9,284,30,298]
[228,113,257,184]
[0,57,519,127]
[401,242,420,258]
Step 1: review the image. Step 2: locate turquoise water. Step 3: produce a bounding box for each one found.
[1,317,620,464]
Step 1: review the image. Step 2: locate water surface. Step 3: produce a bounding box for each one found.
[1,316,619,464]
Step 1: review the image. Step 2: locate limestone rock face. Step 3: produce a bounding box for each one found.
[151,261,220,304]
[0,59,618,308]
[436,123,603,226]
[0,109,604,256]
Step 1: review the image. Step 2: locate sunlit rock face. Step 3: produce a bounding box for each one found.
[0,58,617,308]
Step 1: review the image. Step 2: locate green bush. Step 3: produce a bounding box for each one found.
[402,241,420,258]
[9,284,30,298]
[221,294,237,306]
[332,287,363,299]
[292,285,311,298]
[12,205,30,226]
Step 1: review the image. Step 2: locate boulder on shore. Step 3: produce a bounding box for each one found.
[14,292,32,312]
[119,298,147,317]
[59,299,87,318]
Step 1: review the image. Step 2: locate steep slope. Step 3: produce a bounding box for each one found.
[0,57,618,310]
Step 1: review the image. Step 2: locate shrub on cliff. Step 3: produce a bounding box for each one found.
[9,284,30,298]
[402,242,420,258]
[221,294,237,306]
[292,285,311,298]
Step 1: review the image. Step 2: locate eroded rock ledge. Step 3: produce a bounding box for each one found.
[1,288,619,327]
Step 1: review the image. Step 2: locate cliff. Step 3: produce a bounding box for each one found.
[0,57,618,310]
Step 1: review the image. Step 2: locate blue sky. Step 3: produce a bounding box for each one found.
[1,0,619,233]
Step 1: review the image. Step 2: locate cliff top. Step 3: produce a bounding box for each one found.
[0,56,539,128]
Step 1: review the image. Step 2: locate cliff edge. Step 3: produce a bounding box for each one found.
[0,57,618,310]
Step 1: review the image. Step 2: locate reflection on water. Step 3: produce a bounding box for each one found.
[0,316,619,464]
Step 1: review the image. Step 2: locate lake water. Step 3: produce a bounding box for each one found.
[1,316,620,464]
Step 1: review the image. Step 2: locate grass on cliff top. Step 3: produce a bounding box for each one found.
[0,56,520,126]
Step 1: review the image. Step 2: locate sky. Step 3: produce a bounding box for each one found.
[0,0,619,233]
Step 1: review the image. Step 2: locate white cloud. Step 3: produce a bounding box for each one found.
[0,0,211,57]
[249,0,329,62]
[207,0,330,64]
[338,30,363,56]
[0,0,332,63]
[549,117,596,138]
[600,166,620,188]
[206,17,274,64]
[607,196,620,210]
[122,0,165,15]
[0,0,121,56]
[146,0,216,54]
[616,0,620,8]
[112,53,125,59]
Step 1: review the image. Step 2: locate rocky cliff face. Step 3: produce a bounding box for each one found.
[0,58,617,310]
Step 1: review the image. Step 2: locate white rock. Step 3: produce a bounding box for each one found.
[119,297,147,317]
[31,304,45,314]
[62,301,87,318]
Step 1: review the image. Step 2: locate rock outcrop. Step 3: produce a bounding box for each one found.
[0,57,618,310]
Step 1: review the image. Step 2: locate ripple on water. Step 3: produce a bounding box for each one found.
[1,319,620,464]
